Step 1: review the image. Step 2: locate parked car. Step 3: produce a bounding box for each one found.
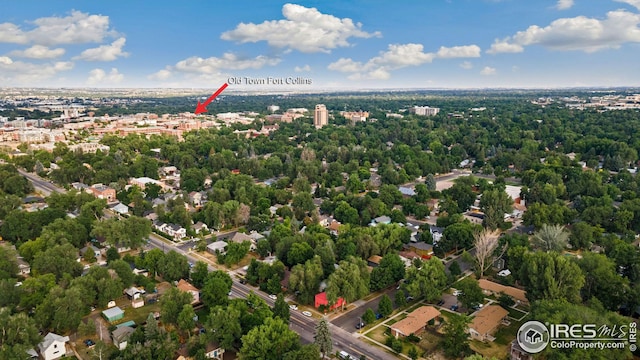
[268,294,277,300]
[289,304,298,311]
[437,299,445,306]
[355,321,365,329]
[375,313,383,320]
[450,304,459,311]
[302,311,312,317]
[84,339,95,347]
[452,289,462,296]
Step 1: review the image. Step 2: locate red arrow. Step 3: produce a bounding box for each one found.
[195,83,228,114]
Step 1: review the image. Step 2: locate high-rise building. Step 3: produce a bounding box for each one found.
[314,104,328,128]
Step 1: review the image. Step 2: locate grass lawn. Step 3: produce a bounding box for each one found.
[507,307,527,320]
[122,302,161,325]
[365,325,390,343]
[386,313,407,326]
[494,317,526,346]
[418,330,444,353]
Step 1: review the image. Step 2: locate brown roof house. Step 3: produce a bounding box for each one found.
[177,279,200,304]
[468,305,509,341]
[391,306,441,338]
[478,279,528,304]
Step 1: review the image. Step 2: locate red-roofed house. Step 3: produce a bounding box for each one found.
[315,292,345,311]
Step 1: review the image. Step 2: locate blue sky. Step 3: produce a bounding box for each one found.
[1,0,640,89]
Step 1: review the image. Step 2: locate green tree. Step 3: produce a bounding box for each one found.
[160,287,193,325]
[239,317,300,360]
[159,250,190,282]
[273,293,290,323]
[576,252,629,311]
[377,294,393,317]
[408,346,420,360]
[519,251,585,303]
[206,304,242,350]
[449,260,462,278]
[314,319,332,359]
[532,224,569,252]
[0,308,42,360]
[370,253,405,291]
[405,257,447,302]
[479,188,512,230]
[32,243,83,280]
[362,308,376,324]
[201,271,233,308]
[456,277,484,309]
[326,256,370,307]
[109,259,135,288]
[441,314,471,358]
[394,291,407,308]
[289,256,324,305]
[177,304,196,339]
[569,222,601,250]
[190,261,209,289]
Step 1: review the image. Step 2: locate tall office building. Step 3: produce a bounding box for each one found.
[314,104,328,128]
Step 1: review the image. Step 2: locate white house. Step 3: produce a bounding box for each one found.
[207,241,228,255]
[111,203,129,215]
[112,326,135,350]
[38,333,69,360]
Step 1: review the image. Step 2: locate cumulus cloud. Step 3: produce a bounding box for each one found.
[221,3,380,53]
[9,45,65,59]
[148,69,172,81]
[0,56,73,84]
[0,10,115,45]
[556,0,574,10]
[74,37,128,61]
[436,45,481,58]
[148,52,280,83]
[328,42,481,80]
[87,68,123,84]
[460,61,473,69]
[616,0,640,10]
[488,9,640,53]
[294,64,311,72]
[480,66,497,75]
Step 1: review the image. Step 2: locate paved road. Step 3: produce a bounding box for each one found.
[18,169,66,195]
[145,235,398,360]
[331,287,401,332]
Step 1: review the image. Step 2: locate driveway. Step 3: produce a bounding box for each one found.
[331,287,400,332]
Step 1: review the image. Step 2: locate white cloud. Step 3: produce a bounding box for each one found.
[87,68,123,84]
[149,52,280,83]
[0,56,73,84]
[556,0,574,10]
[0,10,115,45]
[9,45,65,59]
[616,0,640,10]
[74,37,128,61]
[148,69,172,81]
[488,9,640,53]
[221,3,380,53]
[481,66,497,75]
[328,42,481,80]
[460,61,473,69]
[436,45,481,58]
[294,64,311,72]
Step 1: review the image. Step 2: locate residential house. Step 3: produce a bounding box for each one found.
[17,257,30,275]
[468,305,509,341]
[510,339,534,360]
[390,306,441,338]
[193,221,208,234]
[367,255,383,267]
[207,241,228,255]
[177,279,200,304]
[315,291,345,311]
[165,223,187,240]
[90,183,117,202]
[111,202,129,215]
[71,182,89,192]
[38,333,70,360]
[370,215,391,226]
[478,279,528,304]
[204,342,225,359]
[248,231,266,243]
[407,242,433,258]
[102,306,125,323]
[430,226,444,244]
[112,326,135,350]
[398,186,416,197]
[80,245,101,259]
[123,286,145,300]
[189,191,204,207]
[230,232,256,251]
[328,220,342,236]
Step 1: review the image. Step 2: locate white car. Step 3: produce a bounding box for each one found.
[268,294,277,300]
[302,311,312,317]
[452,290,462,296]
[289,304,298,311]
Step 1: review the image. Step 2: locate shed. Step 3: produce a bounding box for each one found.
[102,306,124,322]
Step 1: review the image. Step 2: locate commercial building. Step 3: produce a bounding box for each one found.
[410,106,440,116]
[314,104,328,128]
